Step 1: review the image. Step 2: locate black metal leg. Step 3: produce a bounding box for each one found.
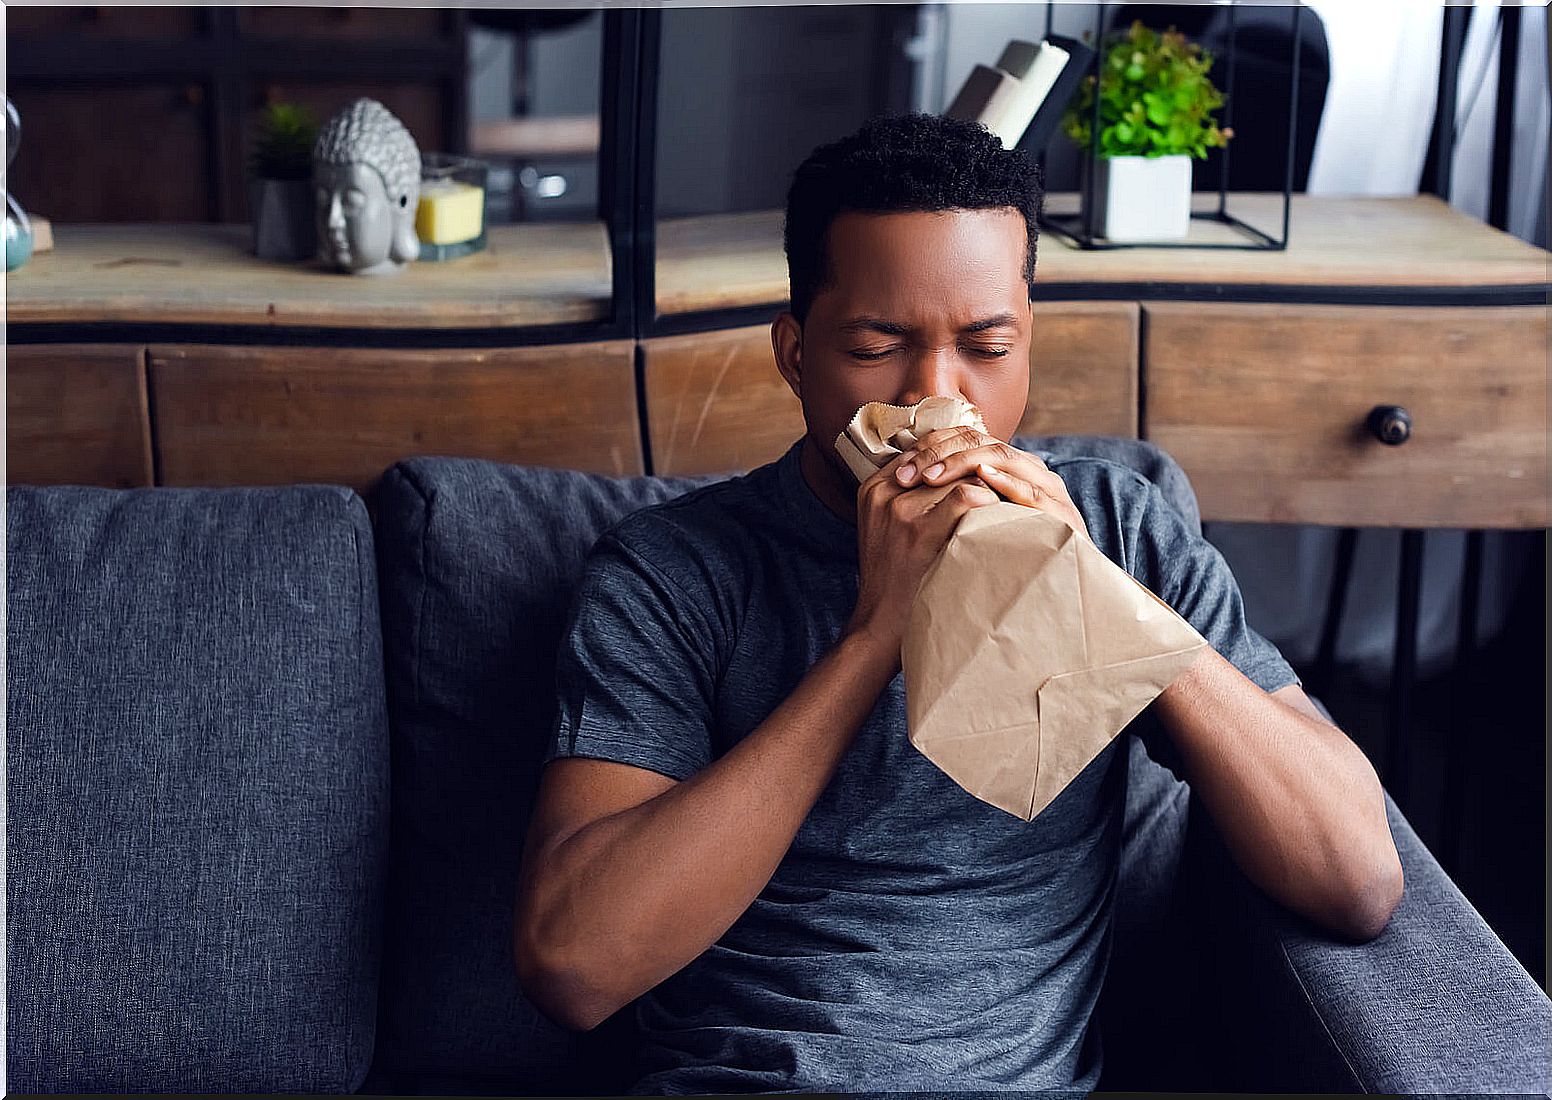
[1312,526,1359,701]
[1386,529,1425,808]
[1443,529,1484,869]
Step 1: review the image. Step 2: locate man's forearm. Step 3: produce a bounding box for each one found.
[1152,647,1403,940]
[518,629,900,1028]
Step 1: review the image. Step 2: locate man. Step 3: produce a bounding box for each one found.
[513,113,1402,1094]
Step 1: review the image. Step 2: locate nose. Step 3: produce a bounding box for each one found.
[327,194,345,230]
[895,346,967,409]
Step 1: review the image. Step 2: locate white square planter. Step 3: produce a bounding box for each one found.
[1092,154,1192,242]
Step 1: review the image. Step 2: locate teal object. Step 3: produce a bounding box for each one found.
[6,195,33,272]
[6,97,31,271]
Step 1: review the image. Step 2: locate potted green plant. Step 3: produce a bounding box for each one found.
[1061,20,1231,242]
[248,102,320,261]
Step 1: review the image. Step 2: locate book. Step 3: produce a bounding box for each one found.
[1015,34,1094,159]
[943,34,1093,157]
[943,63,1026,143]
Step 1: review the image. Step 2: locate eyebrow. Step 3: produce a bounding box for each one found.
[838,312,1020,336]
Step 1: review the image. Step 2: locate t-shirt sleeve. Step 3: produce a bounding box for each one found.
[1122,477,1302,780]
[1131,478,1302,697]
[542,533,718,782]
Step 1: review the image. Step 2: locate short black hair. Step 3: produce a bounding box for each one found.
[782,112,1045,328]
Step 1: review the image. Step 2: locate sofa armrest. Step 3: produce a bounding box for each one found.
[1184,790,1551,1094]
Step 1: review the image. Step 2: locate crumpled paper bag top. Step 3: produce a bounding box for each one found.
[835,396,988,484]
[834,396,1209,821]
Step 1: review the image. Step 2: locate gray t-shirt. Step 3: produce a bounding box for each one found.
[543,438,1298,1095]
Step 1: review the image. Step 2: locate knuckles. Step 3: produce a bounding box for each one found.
[913,425,986,467]
[912,430,1017,474]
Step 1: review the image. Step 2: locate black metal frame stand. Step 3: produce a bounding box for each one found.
[1036,2,1297,252]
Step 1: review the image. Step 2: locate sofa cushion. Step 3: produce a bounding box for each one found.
[366,436,1200,1093]
[5,485,389,1093]
[367,460,716,1094]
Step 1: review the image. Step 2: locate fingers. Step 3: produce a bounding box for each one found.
[896,427,1090,540]
[892,425,990,487]
[915,479,1001,542]
[971,462,1040,508]
[858,448,920,507]
[901,433,1050,495]
[861,433,1014,523]
[975,462,1090,539]
[885,475,977,525]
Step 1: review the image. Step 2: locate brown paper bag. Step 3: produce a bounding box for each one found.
[835,398,1208,821]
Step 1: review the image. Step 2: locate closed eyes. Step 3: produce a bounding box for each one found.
[849,347,1012,361]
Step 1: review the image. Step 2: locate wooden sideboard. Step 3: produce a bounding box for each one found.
[8,195,1547,530]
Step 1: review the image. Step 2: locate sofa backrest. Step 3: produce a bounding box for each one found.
[366,459,715,1094]
[364,435,1200,1094]
[5,485,388,1093]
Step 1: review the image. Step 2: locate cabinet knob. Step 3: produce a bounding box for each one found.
[1366,404,1413,445]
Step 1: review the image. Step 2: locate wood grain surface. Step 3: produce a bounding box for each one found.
[1019,302,1138,438]
[655,195,1551,315]
[1144,303,1549,528]
[6,344,155,488]
[149,341,641,493]
[642,326,802,476]
[9,222,613,328]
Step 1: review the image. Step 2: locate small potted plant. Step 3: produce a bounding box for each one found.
[248,102,319,261]
[1061,20,1231,242]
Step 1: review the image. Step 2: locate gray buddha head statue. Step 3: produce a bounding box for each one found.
[313,98,420,275]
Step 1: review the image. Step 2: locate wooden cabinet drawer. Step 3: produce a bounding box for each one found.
[1143,303,1548,527]
[6,345,154,488]
[149,342,641,494]
[642,326,804,476]
[642,304,1137,477]
[1017,301,1138,439]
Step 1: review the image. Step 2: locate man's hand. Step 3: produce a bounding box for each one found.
[845,448,1001,664]
[895,426,1092,543]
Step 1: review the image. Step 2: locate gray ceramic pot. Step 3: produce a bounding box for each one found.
[250,177,317,262]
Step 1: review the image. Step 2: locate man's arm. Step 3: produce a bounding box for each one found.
[1151,648,1404,942]
[514,626,900,1032]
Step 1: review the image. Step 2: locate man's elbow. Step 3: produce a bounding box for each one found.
[513,915,619,1032]
[1331,851,1405,943]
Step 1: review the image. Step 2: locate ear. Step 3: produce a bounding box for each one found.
[390,209,420,264]
[771,311,803,400]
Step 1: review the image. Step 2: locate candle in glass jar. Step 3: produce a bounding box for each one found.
[416,179,485,246]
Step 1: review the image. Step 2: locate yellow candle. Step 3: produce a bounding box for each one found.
[416,180,485,246]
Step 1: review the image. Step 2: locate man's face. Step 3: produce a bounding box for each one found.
[774,208,1033,489]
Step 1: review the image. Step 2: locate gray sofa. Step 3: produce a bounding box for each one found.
[7,436,1548,1095]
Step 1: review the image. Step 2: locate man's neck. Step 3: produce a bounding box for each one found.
[799,435,860,527]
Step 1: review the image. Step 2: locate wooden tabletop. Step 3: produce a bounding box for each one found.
[9,195,1546,329]
[655,193,1551,314]
[7,221,614,329]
